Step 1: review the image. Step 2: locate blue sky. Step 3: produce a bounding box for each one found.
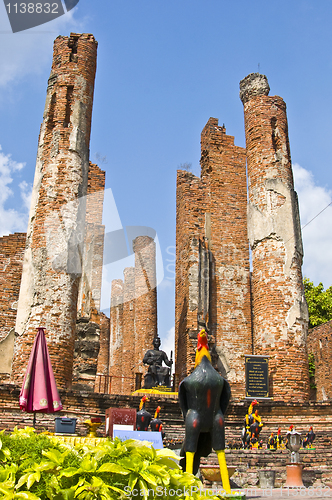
[0,0,331,356]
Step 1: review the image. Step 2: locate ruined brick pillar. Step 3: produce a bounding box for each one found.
[240,73,310,402]
[175,172,206,381]
[175,119,252,397]
[77,162,106,318]
[109,279,124,394]
[201,119,252,398]
[12,33,98,389]
[122,267,135,394]
[133,236,157,378]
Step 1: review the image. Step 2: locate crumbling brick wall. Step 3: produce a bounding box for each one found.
[11,33,98,390]
[175,119,252,398]
[0,233,26,342]
[307,320,332,401]
[0,233,26,381]
[240,73,309,402]
[72,318,101,391]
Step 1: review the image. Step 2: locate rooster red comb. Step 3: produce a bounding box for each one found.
[197,329,209,351]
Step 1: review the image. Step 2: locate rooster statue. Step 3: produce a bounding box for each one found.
[178,328,232,493]
[276,427,283,449]
[136,396,152,431]
[303,426,315,449]
[150,406,162,432]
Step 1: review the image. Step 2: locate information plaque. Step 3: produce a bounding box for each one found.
[245,355,269,399]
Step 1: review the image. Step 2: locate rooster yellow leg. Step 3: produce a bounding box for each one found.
[216,449,231,494]
[185,451,195,474]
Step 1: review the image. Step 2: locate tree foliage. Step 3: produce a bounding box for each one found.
[304,277,332,328]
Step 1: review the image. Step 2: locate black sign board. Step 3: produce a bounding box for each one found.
[245,355,269,399]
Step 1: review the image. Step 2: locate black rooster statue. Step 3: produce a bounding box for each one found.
[303,426,315,449]
[136,395,152,431]
[178,328,232,493]
[150,406,162,432]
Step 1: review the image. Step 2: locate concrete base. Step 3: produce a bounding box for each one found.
[284,464,304,488]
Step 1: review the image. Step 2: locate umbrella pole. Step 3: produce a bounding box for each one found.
[33,412,36,428]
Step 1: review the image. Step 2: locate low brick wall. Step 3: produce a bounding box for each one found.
[1,385,332,486]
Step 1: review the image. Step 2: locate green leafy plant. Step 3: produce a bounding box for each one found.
[308,352,316,390]
[0,429,222,500]
[304,277,332,328]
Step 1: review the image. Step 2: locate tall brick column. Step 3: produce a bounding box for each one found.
[77,162,105,318]
[201,119,252,398]
[122,267,135,394]
[109,279,124,394]
[133,236,157,377]
[175,173,205,381]
[175,119,252,397]
[240,73,310,402]
[12,33,98,389]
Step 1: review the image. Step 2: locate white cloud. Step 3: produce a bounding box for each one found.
[293,163,332,286]
[0,145,31,236]
[0,5,82,88]
[19,180,32,212]
[160,326,175,363]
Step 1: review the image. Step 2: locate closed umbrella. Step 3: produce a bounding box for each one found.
[19,327,62,427]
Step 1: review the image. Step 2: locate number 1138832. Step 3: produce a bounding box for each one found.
[6,2,59,14]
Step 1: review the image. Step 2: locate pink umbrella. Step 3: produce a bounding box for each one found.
[19,327,62,426]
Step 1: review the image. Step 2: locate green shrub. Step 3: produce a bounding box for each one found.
[0,427,221,500]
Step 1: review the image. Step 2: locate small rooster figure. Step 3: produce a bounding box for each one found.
[276,427,283,449]
[302,426,316,449]
[242,399,263,449]
[150,406,162,432]
[179,329,231,493]
[267,432,276,450]
[136,396,152,431]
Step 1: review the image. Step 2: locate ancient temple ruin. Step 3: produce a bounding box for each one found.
[0,33,324,403]
[175,74,309,402]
